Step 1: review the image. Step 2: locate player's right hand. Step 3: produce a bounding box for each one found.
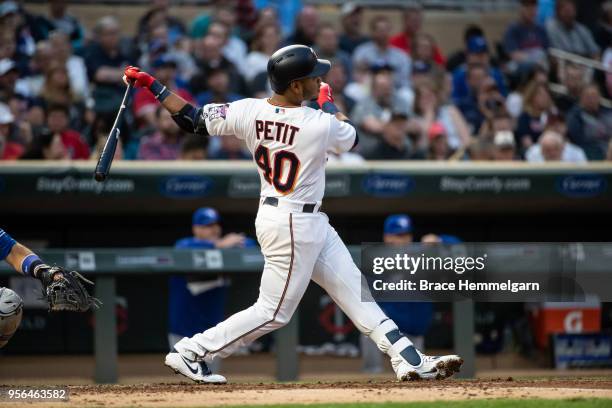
[216,233,246,248]
[123,66,155,88]
[317,82,334,109]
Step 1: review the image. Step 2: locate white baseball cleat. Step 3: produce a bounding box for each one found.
[393,350,463,381]
[164,351,227,384]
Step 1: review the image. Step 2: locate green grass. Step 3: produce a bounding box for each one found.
[205,400,612,408]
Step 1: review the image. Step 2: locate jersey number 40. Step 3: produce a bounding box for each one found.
[255,145,300,194]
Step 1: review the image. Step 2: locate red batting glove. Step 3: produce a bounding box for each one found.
[123,66,155,88]
[317,82,334,109]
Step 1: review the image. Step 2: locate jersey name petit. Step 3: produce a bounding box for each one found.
[255,120,300,146]
[200,98,356,202]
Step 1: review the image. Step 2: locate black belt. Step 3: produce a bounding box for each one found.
[263,197,317,213]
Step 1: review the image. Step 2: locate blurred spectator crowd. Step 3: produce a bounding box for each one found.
[1,0,612,163]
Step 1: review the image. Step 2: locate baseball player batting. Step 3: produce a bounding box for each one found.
[123,45,463,384]
[0,228,99,348]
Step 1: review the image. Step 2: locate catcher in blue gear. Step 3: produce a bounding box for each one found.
[0,228,99,348]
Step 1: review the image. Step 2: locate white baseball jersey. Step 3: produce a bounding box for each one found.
[199,99,356,202]
[175,98,426,378]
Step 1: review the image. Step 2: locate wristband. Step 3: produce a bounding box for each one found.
[321,101,340,114]
[21,254,43,277]
[150,80,170,102]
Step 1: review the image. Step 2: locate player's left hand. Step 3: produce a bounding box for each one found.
[317,82,334,109]
[123,65,155,88]
[38,266,102,312]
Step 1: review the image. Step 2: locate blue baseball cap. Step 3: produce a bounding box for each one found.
[192,207,220,226]
[439,234,462,244]
[384,214,413,235]
[466,36,488,54]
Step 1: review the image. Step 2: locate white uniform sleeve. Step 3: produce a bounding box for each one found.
[327,115,357,154]
[200,100,247,139]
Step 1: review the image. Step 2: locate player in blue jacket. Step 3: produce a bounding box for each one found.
[361,215,435,372]
[168,208,257,355]
[379,215,434,350]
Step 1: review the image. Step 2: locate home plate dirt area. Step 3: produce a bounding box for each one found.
[2,378,611,408]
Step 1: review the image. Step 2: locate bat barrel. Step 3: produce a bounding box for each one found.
[93,84,132,182]
[94,127,120,182]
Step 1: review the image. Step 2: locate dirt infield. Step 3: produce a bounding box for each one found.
[1,355,611,407]
[1,378,611,408]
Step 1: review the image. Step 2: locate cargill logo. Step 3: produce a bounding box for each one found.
[160,176,213,198]
[362,174,415,197]
[556,174,607,198]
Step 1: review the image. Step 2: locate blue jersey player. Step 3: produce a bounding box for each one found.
[168,208,257,352]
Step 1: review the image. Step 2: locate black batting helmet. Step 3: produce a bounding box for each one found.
[267,45,331,93]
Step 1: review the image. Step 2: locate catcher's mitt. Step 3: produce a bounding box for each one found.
[39,266,102,312]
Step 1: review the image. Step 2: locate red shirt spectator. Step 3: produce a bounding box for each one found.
[389,5,446,66]
[389,33,446,66]
[46,105,90,159]
[1,141,24,160]
[61,129,90,159]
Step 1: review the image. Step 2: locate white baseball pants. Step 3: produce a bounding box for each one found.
[174,200,392,363]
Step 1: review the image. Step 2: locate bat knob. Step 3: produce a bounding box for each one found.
[94,172,106,182]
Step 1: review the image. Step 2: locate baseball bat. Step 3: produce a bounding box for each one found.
[94,83,132,182]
